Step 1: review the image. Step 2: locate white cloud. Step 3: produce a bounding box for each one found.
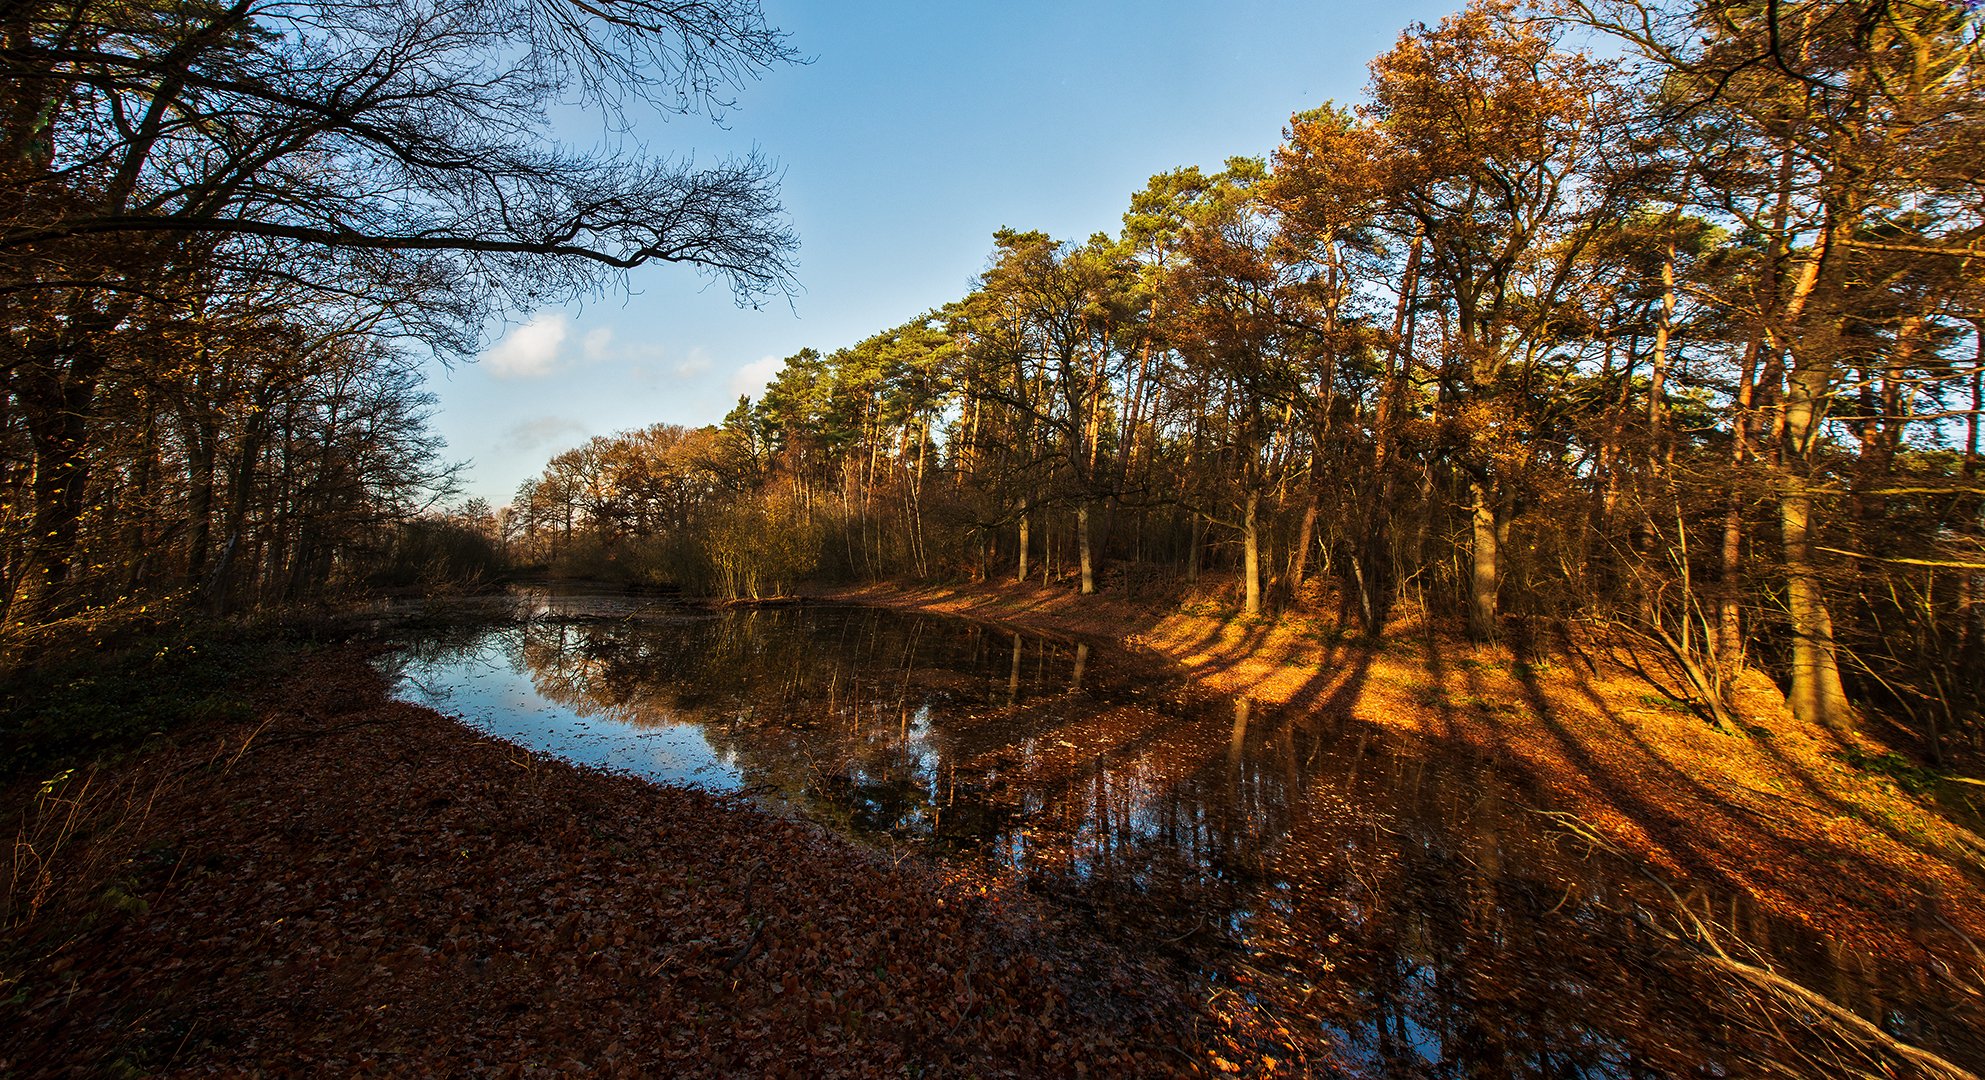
[498,416,590,453]
[729,355,784,399]
[482,312,569,379]
[581,327,615,361]
[674,347,713,378]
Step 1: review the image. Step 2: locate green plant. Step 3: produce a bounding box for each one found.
[0,624,280,783]
[1832,746,1943,795]
[1635,693,1695,715]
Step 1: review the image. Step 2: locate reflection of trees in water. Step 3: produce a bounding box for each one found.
[493,605,1979,1078]
[506,609,1088,834]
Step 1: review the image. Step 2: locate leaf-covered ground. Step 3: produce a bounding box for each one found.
[0,645,1223,1077]
[827,580,1985,969]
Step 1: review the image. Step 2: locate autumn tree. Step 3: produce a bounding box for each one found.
[495,0,1985,750]
[1565,0,1985,731]
[1359,1,1630,638]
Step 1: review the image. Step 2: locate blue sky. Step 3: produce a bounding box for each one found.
[433,1,1463,505]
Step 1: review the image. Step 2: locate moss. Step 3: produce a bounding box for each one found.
[1635,692,1695,715]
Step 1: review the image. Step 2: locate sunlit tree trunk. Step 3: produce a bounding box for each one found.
[1286,492,1318,595]
[1780,473,1852,730]
[1966,334,1983,692]
[1648,229,1676,465]
[1076,501,1094,595]
[1468,479,1499,640]
[1775,182,1855,729]
[1242,490,1261,616]
[1718,337,1763,687]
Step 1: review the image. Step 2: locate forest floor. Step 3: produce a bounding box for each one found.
[6,585,1984,1077]
[823,578,1985,971]
[0,642,1234,1077]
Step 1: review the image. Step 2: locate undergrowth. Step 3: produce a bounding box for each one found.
[0,618,291,786]
[1832,744,1946,795]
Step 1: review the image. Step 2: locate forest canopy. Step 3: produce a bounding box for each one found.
[505,0,1985,755]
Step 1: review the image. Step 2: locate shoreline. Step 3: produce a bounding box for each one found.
[813,579,1985,965]
[10,587,1981,1074]
[0,642,1217,1077]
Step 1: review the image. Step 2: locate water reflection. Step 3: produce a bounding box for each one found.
[385,596,1983,1078]
[395,617,745,789]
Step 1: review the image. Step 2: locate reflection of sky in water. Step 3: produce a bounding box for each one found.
[380,597,1984,1079]
[394,633,743,791]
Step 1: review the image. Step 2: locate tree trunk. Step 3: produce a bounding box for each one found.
[1008,627,1024,702]
[1966,345,1983,704]
[1777,262,1853,730]
[1076,500,1094,595]
[1287,493,1318,596]
[1648,227,1677,465]
[1718,337,1763,691]
[121,400,160,593]
[1016,508,1030,584]
[1780,477,1852,730]
[1242,491,1261,616]
[203,409,268,614]
[1717,492,1746,683]
[1185,512,1202,585]
[15,345,105,619]
[182,413,217,586]
[1468,479,1499,640]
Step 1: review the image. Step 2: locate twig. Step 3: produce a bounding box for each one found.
[1690,949,1979,1080]
[1528,806,1982,1080]
[222,714,279,774]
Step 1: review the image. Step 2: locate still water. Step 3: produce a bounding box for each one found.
[385,592,1983,1078]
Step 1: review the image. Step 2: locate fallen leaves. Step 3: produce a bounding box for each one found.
[0,646,1212,1077]
[828,580,1985,964]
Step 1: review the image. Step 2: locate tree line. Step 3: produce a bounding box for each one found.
[0,0,798,632]
[508,0,1985,755]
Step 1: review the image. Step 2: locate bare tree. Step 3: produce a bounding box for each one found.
[0,0,801,617]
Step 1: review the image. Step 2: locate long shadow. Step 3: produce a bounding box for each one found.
[565,589,1982,1070]
[1551,655,1973,917]
[902,595,1985,1073]
[1172,616,1278,687]
[1508,659,1753,896]
[1744,712,1985,891]
[1416,627,1468,746]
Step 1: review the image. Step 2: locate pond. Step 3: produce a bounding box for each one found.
[384,591,1983,1078]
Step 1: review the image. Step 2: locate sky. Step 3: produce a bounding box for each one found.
[433,0,1463,505]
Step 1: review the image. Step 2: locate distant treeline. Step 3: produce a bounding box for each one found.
[505,1,1985,754]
